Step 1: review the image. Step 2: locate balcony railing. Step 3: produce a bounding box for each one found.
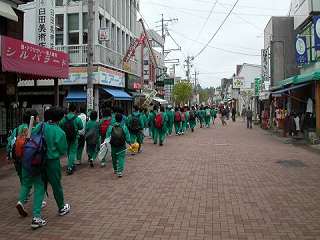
[55,44,139,76]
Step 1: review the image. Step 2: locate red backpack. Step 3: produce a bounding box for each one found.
[174,112,181,122]
[155,113,163,129]
[100,118,111,139]
[181,112,186,121]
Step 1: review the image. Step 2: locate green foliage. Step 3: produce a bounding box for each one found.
[173,81,193,104]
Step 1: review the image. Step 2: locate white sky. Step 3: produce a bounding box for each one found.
[140,0,292,88]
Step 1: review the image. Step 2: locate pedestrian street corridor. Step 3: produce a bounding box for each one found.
[0,121,320,240]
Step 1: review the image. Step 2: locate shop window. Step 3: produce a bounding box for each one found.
[68,32,79,45]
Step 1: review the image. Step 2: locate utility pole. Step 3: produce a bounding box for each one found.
[161,14,165,56]
[185,56,194,81]
[193,70,199,91]
[87,0,94,112]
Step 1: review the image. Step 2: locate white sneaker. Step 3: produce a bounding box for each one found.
[41,201,47,209]
[75,160,81,165]
[31,217,47,229]
[58,203,71,216]
[16,201,28,217]
[101,162,106,168]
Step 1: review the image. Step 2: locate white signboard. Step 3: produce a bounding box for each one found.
[36,0,55,49]
[233,77,244,89]
[261,49,269,82]
[99,28,110,41]
[99,67,125,87]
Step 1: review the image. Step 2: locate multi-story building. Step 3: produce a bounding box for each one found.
[19,0,142,114]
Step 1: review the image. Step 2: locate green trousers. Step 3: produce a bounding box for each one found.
[67,138,78,169]
[87,144,98,161]
[150,127,156,139]
[205,117,211,127]
[18,167,44,217]
[181,121,187,133]
[111,146,126,173]
[45,158,65,210]
[77,135,85,162]
[189,120,197,130]
[167,122,174,135]
[174,122,181,134]
[154,128,166,144]
[130,131,144,144]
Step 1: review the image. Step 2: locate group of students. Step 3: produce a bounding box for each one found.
[5,103,221,230]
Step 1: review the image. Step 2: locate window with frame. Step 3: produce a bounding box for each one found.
[55,14,64,45]
[68,13,79,44]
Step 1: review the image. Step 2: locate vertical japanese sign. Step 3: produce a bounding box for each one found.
[295,36,308,65]
[261,49,269,82]
[36,0,55,49]
[314,16,320,51]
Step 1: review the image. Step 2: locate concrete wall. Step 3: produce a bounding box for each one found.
[264,17,299,87]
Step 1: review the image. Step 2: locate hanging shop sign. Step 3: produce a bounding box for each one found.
[126,74,141,90]
[36,0,55,49]
[233,76,244,89]
[261,49,269,82]
[295,36,308,65]
[1,36,69,79]
[98,27,110,41]
[99,66,125,88]
[314,16,320,50]
[61,67,99,85]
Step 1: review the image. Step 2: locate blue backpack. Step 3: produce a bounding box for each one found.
[22,123,46,176]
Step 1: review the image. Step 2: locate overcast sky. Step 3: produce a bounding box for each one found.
[140,0,292,88]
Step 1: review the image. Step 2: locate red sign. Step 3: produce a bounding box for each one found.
[1,36,69,79]
[133,82,142,90]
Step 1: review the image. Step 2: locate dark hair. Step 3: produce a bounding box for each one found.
[44,108,52,122]
[51,107,65,123]
[90,111,98,120]
[160,106,165,112]
[153,105,158,111]
[79,106,86,114]
[69,103,77,112]
[115,113,123,123]
[103,108,111,117]
[23,109,39,124]
[133,105,139,112]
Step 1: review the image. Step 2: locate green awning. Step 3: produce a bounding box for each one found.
[293,71,320,84]
[275,76,295,88]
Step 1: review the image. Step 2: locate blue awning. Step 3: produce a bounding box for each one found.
[65,89,86,103]
[271,82,310,96]
[102,88,132,101]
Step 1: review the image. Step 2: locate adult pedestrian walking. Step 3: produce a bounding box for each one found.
[99,108,112,167]
[76,106,87,165]
[231,107,236,122]
[246,107,253,129]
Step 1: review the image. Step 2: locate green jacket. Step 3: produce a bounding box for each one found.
[148,111,157,128]
[166,110,174,124]
[59,113,84,138]
[86,120,100,144]
[141,113,148,128]
[35,122,67,160]
[127,112,144,131]
[106,122,131,147]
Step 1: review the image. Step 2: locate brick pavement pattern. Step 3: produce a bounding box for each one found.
[0,120,320,240]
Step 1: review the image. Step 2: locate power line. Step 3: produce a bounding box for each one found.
[193,0,240,59]
[170,29,260,57]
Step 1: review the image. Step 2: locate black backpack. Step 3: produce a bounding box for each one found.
[189,111,196,121]
[130,114,140,133]
[110,126,126,147]
[63,116,77,143]
[85,127,98,145]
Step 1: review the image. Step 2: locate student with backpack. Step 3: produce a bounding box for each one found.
[60,104,84,175]
[106,113,132,177]
[166,106,174,136]
[76,106,87,165]
[127,105,144,153]
[189,106,197,132]
[99,108,112,167]
[15,109,48,229]
[181,107,188,134]
[174,107,182,135]
[205,106,212,128]
[148,106,158,139]
[85,111,100,167]
[154,106,167,146]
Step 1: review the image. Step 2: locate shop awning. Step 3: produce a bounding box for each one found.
[1,36,69,79]
[0,2,18,22]
[272,82,310,96]
[294,71,320,84]
[153,97,168,105]
[65,89,86,103]
[102,88,132,101]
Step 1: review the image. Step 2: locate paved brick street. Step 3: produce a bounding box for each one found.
[1,120,320,240]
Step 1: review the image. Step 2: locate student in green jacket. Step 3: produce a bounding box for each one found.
[141,108,149,137]
[154,106,168,146]
[189,106,197,132]
[85,111,100,167]
[127,105,144,153]
[148,106,158,139]
[98,108,113,167]
[166,106,174,136]
[174,107,182,135]
[204,106,212,128]
[40,107,70,226]
[181,108,188,134]
[106,113,132,177]
[59,104,84,175]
